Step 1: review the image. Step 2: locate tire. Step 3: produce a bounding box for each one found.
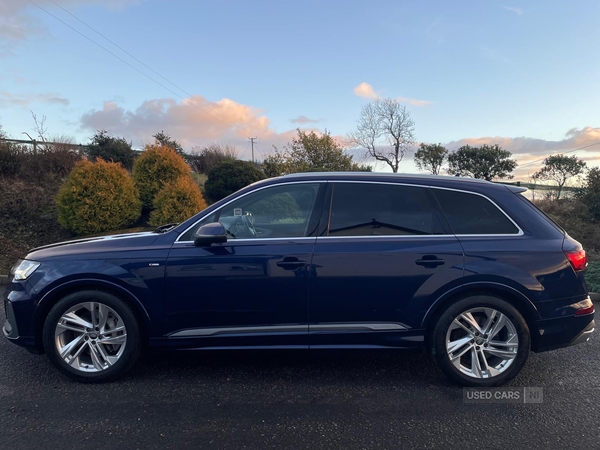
[43,290,142,383]
[430,295,530,387]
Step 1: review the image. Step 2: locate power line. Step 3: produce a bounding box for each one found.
[28,0,258,140]
[518,141,600,170]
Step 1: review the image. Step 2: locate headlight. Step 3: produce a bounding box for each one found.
[10,259,41,281]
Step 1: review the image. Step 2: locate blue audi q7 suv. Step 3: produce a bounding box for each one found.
[3,172,595,386]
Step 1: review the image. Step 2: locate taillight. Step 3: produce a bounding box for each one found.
[574,298,595,316]
[565,248,587,271]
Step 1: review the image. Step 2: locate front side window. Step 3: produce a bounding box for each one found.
[180,183,321,241]
[433,189,520,235]
[328,183,435,236]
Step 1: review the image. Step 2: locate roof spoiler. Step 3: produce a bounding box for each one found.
[503,184,528,194]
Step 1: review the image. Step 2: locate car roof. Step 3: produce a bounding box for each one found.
[270,172,527,193]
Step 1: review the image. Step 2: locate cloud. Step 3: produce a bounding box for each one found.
[79,95,302,154]
[290,115,320,124]
[0,0,140,55]
[503,6,523,15]
[0,91,69,107]
[353,82,431,106]
[396,97,432,107]
[443,127,600,175]
[353,82,379,99]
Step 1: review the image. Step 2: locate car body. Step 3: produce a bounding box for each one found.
[3,172,595,385]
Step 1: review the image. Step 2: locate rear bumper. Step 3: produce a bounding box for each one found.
[533,313,595,352]
[568,319,595,347]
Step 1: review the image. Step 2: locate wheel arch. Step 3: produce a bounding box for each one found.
[33,279,151,352]
[422,282,541,348]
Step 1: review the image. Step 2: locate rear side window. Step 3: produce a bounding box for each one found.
[329,183,435,236]
[433,189,519,235]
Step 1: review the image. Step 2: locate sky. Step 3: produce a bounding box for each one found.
[1,0,599,178]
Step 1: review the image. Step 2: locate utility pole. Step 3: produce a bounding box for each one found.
[249,137,257,163]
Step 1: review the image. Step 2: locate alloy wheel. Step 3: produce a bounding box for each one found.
[54,302,128,372]
[445,307,519,379]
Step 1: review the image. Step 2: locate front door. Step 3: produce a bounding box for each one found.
[309,181,464,348]
[164,182,325,349]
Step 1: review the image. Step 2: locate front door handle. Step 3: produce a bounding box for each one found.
[277,257,306,270]
[415,255,445,268]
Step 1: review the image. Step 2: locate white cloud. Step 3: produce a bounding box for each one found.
[503,6,523,15]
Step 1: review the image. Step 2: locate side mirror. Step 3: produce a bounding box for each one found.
[194,222,227,246]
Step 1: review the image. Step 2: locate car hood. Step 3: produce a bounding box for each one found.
[26,231,160,260]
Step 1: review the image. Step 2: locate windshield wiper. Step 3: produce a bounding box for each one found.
[154,223,179,233]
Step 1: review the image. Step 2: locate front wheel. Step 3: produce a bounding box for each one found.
[430,295,530,387]
[43,290,141,383]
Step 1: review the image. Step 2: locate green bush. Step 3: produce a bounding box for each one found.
[56,159,141,235]
[86,130,138,171]
[585,261,600,293]
[204,160,265,203]
[149,176,207,226]
[132,144,190,209]
[534,198,600,260]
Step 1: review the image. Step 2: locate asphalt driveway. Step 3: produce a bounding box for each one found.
[1,297,599,450]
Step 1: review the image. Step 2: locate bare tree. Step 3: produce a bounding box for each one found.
[188,143,239,174]
[349,98,415,173]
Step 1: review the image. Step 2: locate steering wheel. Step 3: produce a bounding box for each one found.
[241,213,257,238]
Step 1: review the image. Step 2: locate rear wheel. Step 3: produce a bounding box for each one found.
[43,290,141,382]
[431,295,530,387]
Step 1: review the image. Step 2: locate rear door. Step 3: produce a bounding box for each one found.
[308,181,464,348]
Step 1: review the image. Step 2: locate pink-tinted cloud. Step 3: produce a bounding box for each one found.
[353,82,379,99]
[353,82,431,106]
[79,95,301,156]
[443,127,600,176]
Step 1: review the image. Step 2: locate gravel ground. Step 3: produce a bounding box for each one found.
[1,297,599,450]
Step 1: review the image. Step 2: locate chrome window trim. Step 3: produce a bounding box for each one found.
[328,180,523,237]
[175,179,523,244]
[175,180,326,243]
[427,185,524,237]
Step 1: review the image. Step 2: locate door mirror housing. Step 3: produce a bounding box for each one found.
[194,222,228,246]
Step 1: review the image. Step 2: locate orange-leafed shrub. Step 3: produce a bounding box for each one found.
[132,144,190,209]
[56,159,141,235]
[149,176,207,226]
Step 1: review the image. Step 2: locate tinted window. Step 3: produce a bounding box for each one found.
[180,183,321,241]
[433,189,519,235]
[329,183,434,236]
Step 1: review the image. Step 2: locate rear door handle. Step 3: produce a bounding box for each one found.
[415,256,445,268]
[277,257,306,270]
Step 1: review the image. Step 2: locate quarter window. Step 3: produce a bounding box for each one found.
[433,189,519,235]
[328,183,436,236]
